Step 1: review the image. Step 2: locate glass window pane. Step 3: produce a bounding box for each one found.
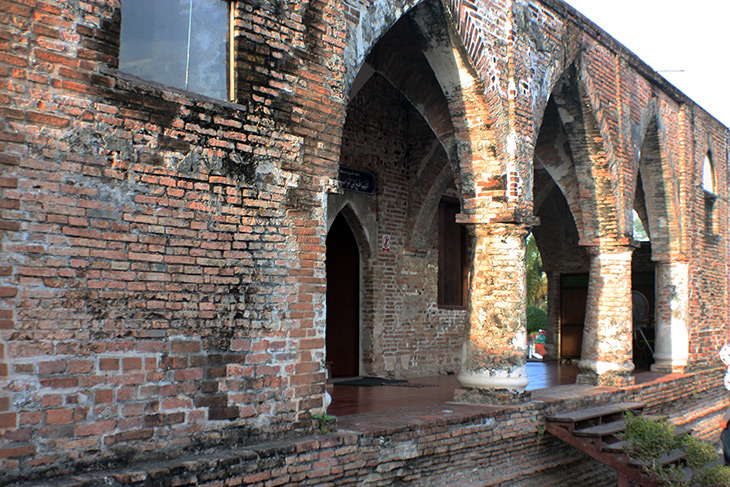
[188,0,229,100]
[120,0,228,100]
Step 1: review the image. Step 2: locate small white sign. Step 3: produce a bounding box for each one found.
[381,234,391,253]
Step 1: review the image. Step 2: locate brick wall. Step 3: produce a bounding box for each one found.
[0,0,346,475]
[1,0,729,481]
[7,368,726,486]
[687,113,730,366]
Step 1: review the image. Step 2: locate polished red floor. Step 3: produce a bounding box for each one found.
[328,361,660,417]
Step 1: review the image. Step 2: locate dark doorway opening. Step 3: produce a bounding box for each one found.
[326,213,360,377]
[560,273,587,360]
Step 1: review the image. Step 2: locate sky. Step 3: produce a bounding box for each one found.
[562,0,730,129]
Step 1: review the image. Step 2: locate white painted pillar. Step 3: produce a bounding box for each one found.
[652,261,689,373]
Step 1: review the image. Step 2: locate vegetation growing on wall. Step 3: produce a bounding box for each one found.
[622,412,730,486]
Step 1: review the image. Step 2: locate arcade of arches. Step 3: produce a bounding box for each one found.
[2,0,730,481]
[326,0,726,403]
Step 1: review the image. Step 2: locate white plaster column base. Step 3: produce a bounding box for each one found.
[457,368,529,392]
[577,359,635,386]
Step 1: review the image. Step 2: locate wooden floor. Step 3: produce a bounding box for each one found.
[328,361,660,417]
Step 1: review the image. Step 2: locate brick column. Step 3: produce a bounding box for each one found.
[652,261,689,373]
[455,222,530,404]
[577,245,635,386]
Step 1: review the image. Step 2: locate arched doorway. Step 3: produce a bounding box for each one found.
[326,213,360,377]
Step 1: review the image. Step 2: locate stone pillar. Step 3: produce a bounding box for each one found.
[577,245,635,386]
[455,222,530,404]
[543,271,560,361]
[652,261,689,373]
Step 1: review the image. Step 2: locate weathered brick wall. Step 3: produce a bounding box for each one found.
[8,369,726,486]
[2,0,730,481]
[687,113,730,366]
[523,0,730,371]
[0,0,346,476]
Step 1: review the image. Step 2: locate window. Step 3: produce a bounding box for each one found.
[702,153,717,234]
[702,153,715,194]
[704,195,717,234]
[438,199,469,307]
[120,0,230,101]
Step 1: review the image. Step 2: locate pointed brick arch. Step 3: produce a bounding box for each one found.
[552,63,622,245]
[534,95,586,241]
[343,0,425,98]
[327,202,372,260]
[364,10,458,162]
[636,117,676,259]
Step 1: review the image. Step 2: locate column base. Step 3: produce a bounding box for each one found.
[650,362,687,374]
[454,370,530,404]
[454,386,531,405]
[577,360,635,387]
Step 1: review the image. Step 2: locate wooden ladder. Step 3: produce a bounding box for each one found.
[545,402,690,487]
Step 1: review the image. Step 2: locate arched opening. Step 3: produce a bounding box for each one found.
[631,201,655,370]
[532,96,590,367]
[636,119,688,373]
[332,0,467,380]
[702,152,715,194]
[702,152,717,235]
[326,213,361,378]
[526,233,548,360]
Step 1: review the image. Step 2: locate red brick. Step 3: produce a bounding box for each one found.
[0,446,35,459]
[45,409,73,425]
[94,390,113,404]
[75,420,115,437]
[0,412,17,429]
[122,357,142,371]
[38,360,67,375]
[99,358,119,371]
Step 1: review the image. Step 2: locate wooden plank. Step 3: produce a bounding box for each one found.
[574,420,626,438]
[603,440,628,454]
[629,449,686,468]
[545,422,659,487]
[546,402,645,423]
[604,426,692,453]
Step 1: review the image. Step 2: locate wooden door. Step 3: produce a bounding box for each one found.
[326,214,360,377]
[560,274,588,360]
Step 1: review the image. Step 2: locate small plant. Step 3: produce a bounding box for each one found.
[622,412,730,486]
[312,413,336,434]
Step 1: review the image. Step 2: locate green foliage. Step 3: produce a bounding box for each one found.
[525,234,547,311]
[633,210,650,241]
[527,305,547,334]
[312,413,336,434]
[622,412,730,486]
[624,412,679,462]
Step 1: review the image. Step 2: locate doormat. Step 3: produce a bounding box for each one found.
[387,382,438,388]
[332,376,408,387]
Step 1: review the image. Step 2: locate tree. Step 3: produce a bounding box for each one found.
[526,233,548,334]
